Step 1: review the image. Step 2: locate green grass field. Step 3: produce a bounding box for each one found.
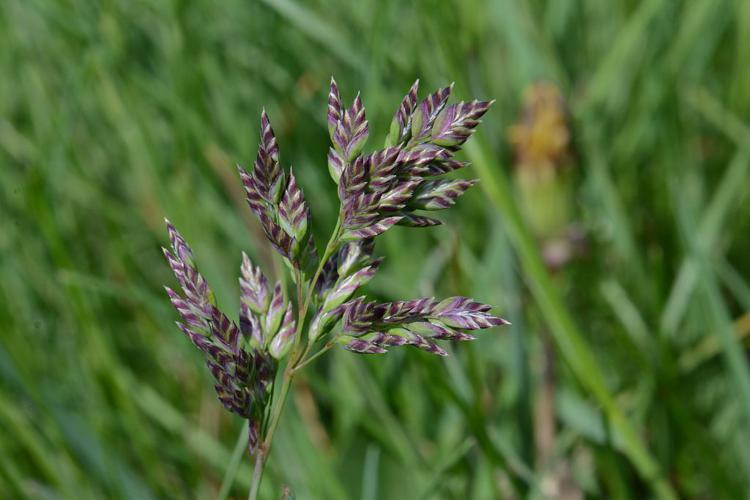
[2,0,750,498]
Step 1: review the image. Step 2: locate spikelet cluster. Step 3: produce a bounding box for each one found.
[163,78,507,447]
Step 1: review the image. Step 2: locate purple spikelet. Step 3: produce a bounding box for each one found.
[264,282,285,338]
[238,164,266,221]
[344,216,403,241]
[368,147,401,193]
[378,178,421,211]
[331,88,369,162]
[331,294,508,356]
[432,296,510,330]
[269,305,296,359]
[330,81,494,241]
[410,179,478,210]
[397,143,449,167]
[340,297,375,335]
[239,110,313,266]
[422,159,468,176]
[240,252,270,315]
[431,100,494,149]
[322,260,381,312]
[327,78,342,140]
[238,115,294,260]
[241,79,488,341]
[338,154,370,204]
[410,83,453,143]
[328,147,345,183]
[254,110,283,203]
[338,239,375,277]
[344,338,388,354]
[396,214,442,227]
[279,169,310,244]
[162,221,274,435]
[387,79,420,146]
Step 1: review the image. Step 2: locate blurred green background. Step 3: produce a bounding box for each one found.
[2,0,750,498]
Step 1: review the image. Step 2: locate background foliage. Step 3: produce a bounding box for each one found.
[2,0,750,498]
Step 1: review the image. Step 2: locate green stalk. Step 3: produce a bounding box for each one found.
[248,371,292,500]
[293,342,334,373]
[299,216,343,361]
[464,138,677,500]
[248,446,266,500]
[247,216,343,500]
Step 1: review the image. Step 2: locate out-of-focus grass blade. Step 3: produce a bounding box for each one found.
[578,0,667,115]
[341,355,424,471]
[418,437,474,499]
[580,127,653,307]
[556,388,616,446]
[0,442,26,499]
[731,0,750,110]
[717,259,750,310]
[130,378,253,490]
[600,280,652,365]
[465,138,677,500]
[667,0,728,75]
[438,354,537,494]
[679,314,750,372]
[699,277,750,455]
[217,424,250,500]
[671,173,750,422]
[0,392,70,496]
[273,402,349,500]
[661,87,750,335]
[257,0,364,72]
[361,444,381,500]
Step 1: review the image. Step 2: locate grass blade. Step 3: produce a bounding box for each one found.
[465,137,677,500]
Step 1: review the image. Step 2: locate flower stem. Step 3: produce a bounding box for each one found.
[248,447,265,500]
[305,217,343,313]
[293,342,333,373]
[299,219,342,359]
[247,216,343,499]
[288,215,342,365]
[248,370,292,500]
